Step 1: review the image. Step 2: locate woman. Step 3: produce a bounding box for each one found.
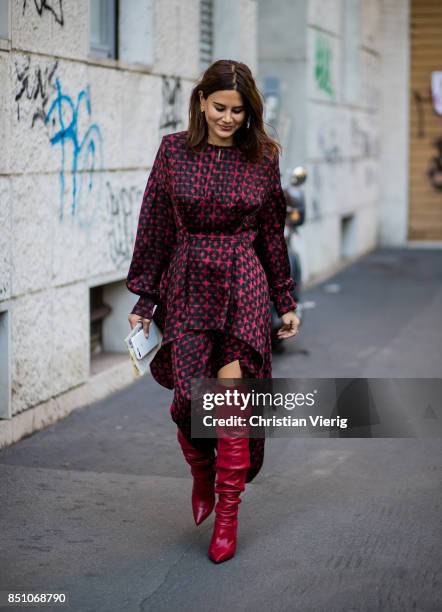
[126,59,300,563]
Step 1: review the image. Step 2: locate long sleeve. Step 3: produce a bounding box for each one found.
[126,135,177,320]
[253,153,298,317]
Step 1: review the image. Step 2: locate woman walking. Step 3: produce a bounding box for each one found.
[126,60,300,563]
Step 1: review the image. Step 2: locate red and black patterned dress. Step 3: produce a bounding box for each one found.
[126,130,297,481]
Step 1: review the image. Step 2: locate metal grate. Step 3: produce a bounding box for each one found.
[199,0,214,71]
[0,0,9,39]
[90,0,117,59]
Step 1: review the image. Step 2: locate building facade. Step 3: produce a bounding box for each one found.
[1,0,440,445]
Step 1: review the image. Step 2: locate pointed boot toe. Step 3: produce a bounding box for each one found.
[177,429,216,525]
[193,476,216,525]
[208,521,238,563]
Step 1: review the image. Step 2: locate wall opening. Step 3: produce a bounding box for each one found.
[340,214,357,259]
[89,280,133,375]
[90,285,112,359]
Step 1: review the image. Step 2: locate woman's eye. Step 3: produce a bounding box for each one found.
[214,107,243,114]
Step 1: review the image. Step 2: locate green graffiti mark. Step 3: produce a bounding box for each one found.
[314,34,334,98]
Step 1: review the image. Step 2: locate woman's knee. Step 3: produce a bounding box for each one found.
[217,359,242,380]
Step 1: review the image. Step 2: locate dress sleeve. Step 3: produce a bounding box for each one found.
[126,135,176,320]
[253,152,298,317]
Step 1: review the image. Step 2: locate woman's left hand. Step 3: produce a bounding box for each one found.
[277,310,300,340]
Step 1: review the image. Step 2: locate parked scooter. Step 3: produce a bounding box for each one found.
[270,166,308,351]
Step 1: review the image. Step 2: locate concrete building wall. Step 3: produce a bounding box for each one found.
[0,0,414,444]
[258,0,383,282]
[214,0,257,73]
[378,0,410,246]
[304,0,381,278]
[0,0,257,443]
[257,0,308,170]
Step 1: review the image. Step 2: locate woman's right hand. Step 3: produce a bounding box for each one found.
[128,313,151,337]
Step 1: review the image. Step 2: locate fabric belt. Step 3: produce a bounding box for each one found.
[176,227,257,246]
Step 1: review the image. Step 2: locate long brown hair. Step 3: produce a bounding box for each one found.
[186,59,281,163]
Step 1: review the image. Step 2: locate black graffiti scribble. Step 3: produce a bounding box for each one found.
[22,0,64,26]
[14,56,58,125]
[351,118,376,157]
[0,281,9,296]
[160,76,183,132]
[311,165,322,221]
[412,89,433,140]
[106,182,142,267]
[427,137,442,192]
[317,122,341,163]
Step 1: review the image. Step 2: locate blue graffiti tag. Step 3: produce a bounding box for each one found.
[45,77,103,229]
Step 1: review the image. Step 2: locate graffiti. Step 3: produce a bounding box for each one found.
[22,0,64,26]
[0,281,9,297]
[412,90,432,139]
[14,59,103,229]
[314,34,334,98]
[317,122,341,163]
[160,76,184,134]
[412,90,442,191]
[427,138,442,192]
[311,165,322,221]
[106,182,142,266]
[45,78,104,229]
[316,113,371,165]
[351,118,376,158]
[14,56,58,125]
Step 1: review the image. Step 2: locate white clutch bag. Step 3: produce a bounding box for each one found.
[124,321,163,377]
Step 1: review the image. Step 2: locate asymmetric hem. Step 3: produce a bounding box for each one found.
[167,330,266,483]
[126,130,298,482]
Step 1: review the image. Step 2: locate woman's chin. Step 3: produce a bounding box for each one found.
[214,127,235,140]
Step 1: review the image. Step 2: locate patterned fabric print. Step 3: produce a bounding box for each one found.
[127,135,176,321]
[126,130,297,481]
[126,130,297,328]
[156,229,267,343]
[225,240,270,359]
[169,331,265,483]
[254,155,301,316]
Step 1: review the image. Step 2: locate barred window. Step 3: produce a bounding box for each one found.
[90,0,117,59]
[0,0,9,39]
[200,0,214,71]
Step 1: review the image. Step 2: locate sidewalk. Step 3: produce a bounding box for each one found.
[1,247,441,612]
[274,246,442,378]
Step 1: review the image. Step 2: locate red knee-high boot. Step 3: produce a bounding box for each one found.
[177,429,216,525]
[208,382,251,564]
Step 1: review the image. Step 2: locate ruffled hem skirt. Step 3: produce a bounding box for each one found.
[150,326,271,483]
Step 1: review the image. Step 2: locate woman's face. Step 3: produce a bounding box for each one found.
[198,89,246,145]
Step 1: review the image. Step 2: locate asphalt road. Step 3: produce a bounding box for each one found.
[1,247,441,612]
